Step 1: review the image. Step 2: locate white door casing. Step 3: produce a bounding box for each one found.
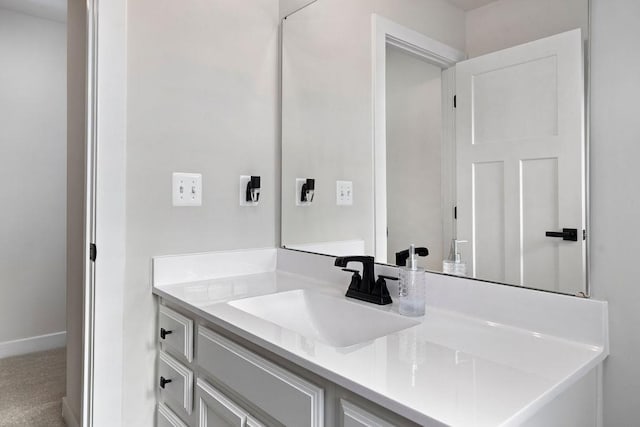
[455,29,586,294]
[372,14,465,263]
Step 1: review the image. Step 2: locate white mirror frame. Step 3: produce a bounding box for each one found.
[372,14,465,263]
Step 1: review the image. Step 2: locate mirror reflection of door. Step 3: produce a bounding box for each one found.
[385,46,445,272]
[455,29,586,294]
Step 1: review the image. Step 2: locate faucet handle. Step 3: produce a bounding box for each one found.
[341,268,362,293]
[372,275,394,304]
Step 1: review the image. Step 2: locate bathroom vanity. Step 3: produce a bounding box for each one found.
[152,248,608,427]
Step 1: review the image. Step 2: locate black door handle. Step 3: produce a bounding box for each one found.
[160,376,172,389]
[545,228,579,241]
[160,328,173,340]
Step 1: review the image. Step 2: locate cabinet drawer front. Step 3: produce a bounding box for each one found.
[197,378,246,427]
[341,400,395,427]
[159,305,194,362]
[157,402,188,427]
[197,326,324,427]
[246,416,266,427]
[159,351,194,415]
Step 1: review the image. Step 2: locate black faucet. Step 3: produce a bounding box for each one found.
[334,256,393,305]
[395,246,429,266]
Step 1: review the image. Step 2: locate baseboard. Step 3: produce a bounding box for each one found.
[62,396,80,427]
[0,331,66,359]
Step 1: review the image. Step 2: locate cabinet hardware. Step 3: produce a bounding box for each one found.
[160,376,172,389]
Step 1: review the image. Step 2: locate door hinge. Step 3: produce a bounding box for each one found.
[583,229,587,240]
[453,95,457,108]
[454,206,457,220]
[90,243,97,262]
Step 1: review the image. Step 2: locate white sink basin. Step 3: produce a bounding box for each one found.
[227,289,419,347]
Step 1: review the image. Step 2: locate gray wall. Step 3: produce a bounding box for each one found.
[281,0,465,256]
[125,0,279,424]
[0,8,66,344]
[65,0,85,422]
[386,47,444,270]
[465,0,588,58]
[280,0,316,18]
[590,0,640,424]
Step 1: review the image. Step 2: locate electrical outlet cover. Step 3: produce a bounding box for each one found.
[172,172,202,206]
[240,175,259,206]
[296,178,312,206]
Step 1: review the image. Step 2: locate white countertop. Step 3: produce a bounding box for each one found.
[153,257,607,427]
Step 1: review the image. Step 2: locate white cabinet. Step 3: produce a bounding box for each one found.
[158,351,194,415]
[340,400,395,427]
[197,326,324,427]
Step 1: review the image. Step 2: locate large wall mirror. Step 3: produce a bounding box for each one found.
[281,0,589,296]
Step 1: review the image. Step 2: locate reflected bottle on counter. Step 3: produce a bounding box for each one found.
[442,239,467,276]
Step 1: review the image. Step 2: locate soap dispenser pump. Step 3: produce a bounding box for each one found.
[442,239,468,276]
[398,244,427,317]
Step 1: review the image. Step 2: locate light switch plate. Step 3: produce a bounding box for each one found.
[172,173,202,206]
[240,175,259,206]
[336,180,353,206]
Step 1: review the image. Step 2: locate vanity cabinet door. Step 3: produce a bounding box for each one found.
[246,416,266,427]
[159,305,194,362]
[157,402,188,427]
[340,400,395,427]
[197,378,246,427]
[158,351,194,415]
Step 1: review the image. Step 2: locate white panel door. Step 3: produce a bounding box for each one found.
[456,29,585,294]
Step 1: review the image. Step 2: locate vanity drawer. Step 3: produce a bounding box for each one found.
[197,378,247,427]
[340,399,395,427]
[246,416,265,427]
[157,402,188,427]
[158,351,194,415]
[197,326,324,427]
[159,305,194,362]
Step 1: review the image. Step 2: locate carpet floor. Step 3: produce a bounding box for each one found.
[0,348,66,426]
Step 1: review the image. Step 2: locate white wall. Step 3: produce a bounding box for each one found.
[279,0,315,19]
[465,0,588,58]
[125,0,279,424]
[281,0,465,256]
[386,46,444,270]
[0,8,66,350]
[590,0,640,425]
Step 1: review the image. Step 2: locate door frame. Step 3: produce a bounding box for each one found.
[371,14,465,263]
[81,0,127,425]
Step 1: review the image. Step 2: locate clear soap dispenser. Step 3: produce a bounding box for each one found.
[398,244,427,317]
[442,239,468,276]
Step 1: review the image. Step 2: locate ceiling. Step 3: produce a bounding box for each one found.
[446,0,498,11]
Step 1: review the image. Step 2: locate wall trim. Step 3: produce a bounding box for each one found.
[62,396,80,427]
[0,331,66,359]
